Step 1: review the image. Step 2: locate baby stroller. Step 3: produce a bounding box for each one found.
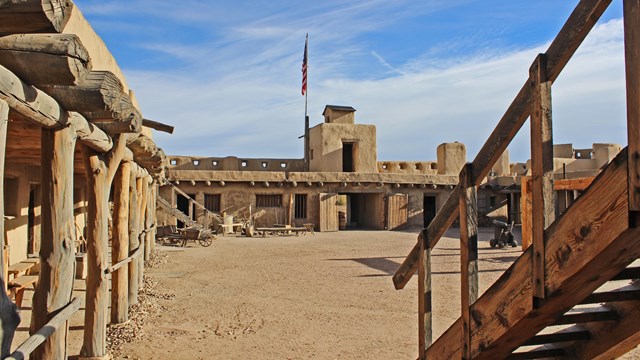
[489,220,517,248]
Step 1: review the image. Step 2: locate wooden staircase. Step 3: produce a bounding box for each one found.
[392,0,640,358]
[156,181,223,229]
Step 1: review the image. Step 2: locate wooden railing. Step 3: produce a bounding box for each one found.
[105,225,153,276]
[5,297,82,360]
[391,0,638,358]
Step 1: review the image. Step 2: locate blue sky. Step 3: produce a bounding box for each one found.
[74,1,626,162]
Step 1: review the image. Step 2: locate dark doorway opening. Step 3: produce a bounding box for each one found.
[341,193,385,230]
[342,142,354,172]
[423,195,437,227]
[176,193,196,228]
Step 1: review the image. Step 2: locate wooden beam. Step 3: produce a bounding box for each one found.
[553,176,594,191]
[0,34,90,86]
[459,164,479,359]
[111,161,130,324]
[69,112,113,153]
[0,99,20,359]
[30,124,77,360]
[530,53,555,301]
[40,71,142,130]
[520,177,532,250]
[625,0,640,211]
[417,232,432,358]
[142,118,174,134]
[0,0,73,35]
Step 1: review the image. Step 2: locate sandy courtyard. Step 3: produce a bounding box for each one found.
[114,228,524,359]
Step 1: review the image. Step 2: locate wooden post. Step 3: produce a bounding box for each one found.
[128,170,139,307]
[0,99,20,359]
[30,124,77,360]
[150,184,157,253]
[520,176,533,250]
[137,177,146,288]
[111,161,130,324]
[417,231,432,359]
[287,192,294,226]
[81,136,127,359]
[625,0,640,214]
[145,179,154,261]
[459,164,478,360]
[530,54,555,301]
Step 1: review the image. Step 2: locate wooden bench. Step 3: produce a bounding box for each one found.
[8,259,38,276]
[8,275,38,307]
[255,227,309,237]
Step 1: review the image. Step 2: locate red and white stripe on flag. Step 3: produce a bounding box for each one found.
[302,34,308,95]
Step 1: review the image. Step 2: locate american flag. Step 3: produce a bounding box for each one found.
[302,34,308,96]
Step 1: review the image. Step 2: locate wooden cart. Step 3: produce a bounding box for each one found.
[156,226,215,247]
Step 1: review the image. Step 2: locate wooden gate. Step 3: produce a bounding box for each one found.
[319,193,339,232]
[385,193,408,230]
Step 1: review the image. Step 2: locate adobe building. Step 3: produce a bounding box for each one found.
[161,105,481,231]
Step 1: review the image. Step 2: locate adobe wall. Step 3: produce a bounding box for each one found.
[167,156,305,172]
[377,161,438,175]
[436,142,466,175]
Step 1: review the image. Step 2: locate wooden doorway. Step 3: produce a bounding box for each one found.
[319,192,338,232]
[385,193,408,230]
[423,195,437,227]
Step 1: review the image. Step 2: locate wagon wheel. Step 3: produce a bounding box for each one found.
[199,234,215,247]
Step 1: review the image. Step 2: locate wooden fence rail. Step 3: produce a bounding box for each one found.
[5,297,82,360]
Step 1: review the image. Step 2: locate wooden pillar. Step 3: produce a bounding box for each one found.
[144,179,154,261]
[459,164,478,360]
[137,177,146,287]
[417,230,432,359]
[287,192,294,225]
[520,177,532,250]
[128,171,139,307]
[625,0,640,213]
[30,124,77,360]
[111,161,130,324]
[530,54,555,301]
[81,136,127,359]
[0,99,20,358]
[150,184,157,253]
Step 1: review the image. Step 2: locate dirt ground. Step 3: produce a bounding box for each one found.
[11,227,640,359]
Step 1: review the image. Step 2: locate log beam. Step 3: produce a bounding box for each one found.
[0,0,73,35]
[530,53,555,300]
[111,161,130,324]
[30,124,77,360]
[0,99,20,358]
[0,34,90,86]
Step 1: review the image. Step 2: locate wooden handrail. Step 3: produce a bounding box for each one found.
[105,235,148,275]
[392,0,613,291]
[5,297,82,360]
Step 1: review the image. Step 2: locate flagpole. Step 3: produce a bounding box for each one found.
[303,33,310,171]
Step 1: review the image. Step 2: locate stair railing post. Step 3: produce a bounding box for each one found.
[460,163,479,360]
[418,229,432,359]
[624,0,640,219]
[530,53,555,302]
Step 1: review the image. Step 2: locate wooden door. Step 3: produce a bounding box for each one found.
[385,193,408,230]
[319,193,338,232]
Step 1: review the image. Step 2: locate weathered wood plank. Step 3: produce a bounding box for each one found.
[30,124,77,360]
[530,53,555,300]
[459,164,478,360]
[553,176,595,191]
[625,0,640,211]
[0,0,73,35]
[0,34,90,86]
[111,161,130,324]
[0,99,20,358]
[565,283,640,359]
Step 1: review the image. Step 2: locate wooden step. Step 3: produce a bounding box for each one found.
[523,330,590,346]
[580,289,640,304]
[611,267,640,281]
[554,309,618,325]
[506,348,566,359]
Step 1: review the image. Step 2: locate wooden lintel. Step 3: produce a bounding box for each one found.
[0,0,73,35]
[0,33,90,86]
